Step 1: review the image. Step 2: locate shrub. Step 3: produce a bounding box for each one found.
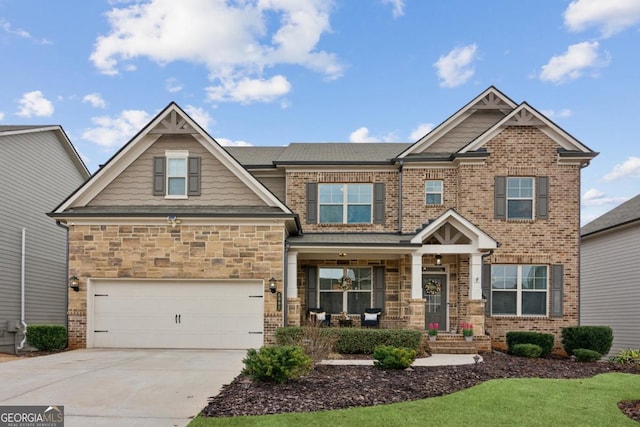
[373,345,416,369]
[26,325,66,351]
[609,349,640,364]
[511,343,542,358]
[561,326,613,356]
[242,345,312,383]
[573,348,603,362]
[275,327,423,355]
[506,331,554,357]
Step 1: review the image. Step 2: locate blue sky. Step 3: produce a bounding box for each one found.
[1,0,639,225]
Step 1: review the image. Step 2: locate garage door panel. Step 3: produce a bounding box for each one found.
[91,280,264,350]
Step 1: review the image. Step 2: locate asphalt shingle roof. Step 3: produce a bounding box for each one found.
[581,193,640,236]
[287,233,418,247]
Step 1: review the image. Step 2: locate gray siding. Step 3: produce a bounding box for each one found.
[581,224,640,355]
[424,111,505,153]
[255,175,286,201]
[90,135,266,207]
[0,130,87,352]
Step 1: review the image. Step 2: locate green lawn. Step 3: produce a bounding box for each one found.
[188,373,639,427]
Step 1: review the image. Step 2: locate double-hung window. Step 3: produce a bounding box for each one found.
[318,267,372,314]
[153,151,201,198]
[166,151,188,198]
[319,183,372,224]
[506,177,534,219]
[425,180,443,205]
[491,265,548,316]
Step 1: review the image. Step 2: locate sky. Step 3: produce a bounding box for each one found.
[1,0,639,225]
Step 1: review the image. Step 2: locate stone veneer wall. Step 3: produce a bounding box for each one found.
[67,223,285,349]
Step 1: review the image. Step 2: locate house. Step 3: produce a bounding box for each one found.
[50,87,596,352]
[581,194,640,355]
[0,126,90,354]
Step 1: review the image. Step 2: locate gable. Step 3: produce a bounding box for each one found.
[89,134,265,207]
[54,103,291,215]
[399,86,517,158]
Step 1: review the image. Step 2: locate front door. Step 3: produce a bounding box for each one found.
[423,273,447,331]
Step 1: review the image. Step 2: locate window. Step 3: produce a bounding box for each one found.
[318,184,372,224]
[154,151,201,198]
[425,180,443,205]
[165,150,188,198]
[506,177,534,219]
[318,267,372,314]
[491,265,548,316]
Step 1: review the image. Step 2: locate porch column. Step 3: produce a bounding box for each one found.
[411,253,423,299]
[287,251,298,299]
[469,253,483,300]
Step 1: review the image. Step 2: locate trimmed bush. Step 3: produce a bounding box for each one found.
[608,349,640,364]
[242,345,312,383]
[561,326,613,356]
[275,327,423,355]
[373,345,416,369]
[26,325,66,351]
[506,331,554,357]
[511,343,542,358]
[573,348,603,362]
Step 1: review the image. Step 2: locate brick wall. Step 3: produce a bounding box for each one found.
[67,223,285,348]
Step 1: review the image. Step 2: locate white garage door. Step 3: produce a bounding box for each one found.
[90,280,264,349]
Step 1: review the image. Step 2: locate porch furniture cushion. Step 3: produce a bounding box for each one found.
[364,312,378,321]
[307,307,332,327]
[361,308,382,328]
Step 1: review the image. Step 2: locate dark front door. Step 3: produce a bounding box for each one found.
[423,273,447,331]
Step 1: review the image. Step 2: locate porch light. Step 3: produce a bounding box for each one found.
[69,276,80,292]
[435,254,442,266]
[269,277,277,293]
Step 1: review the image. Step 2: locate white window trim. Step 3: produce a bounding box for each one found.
[425,180,443,205]
[318,183,373,224]
[165,150,189,199]
[491,265,549,317]
[318,266,373,314]
[506,177,535,220]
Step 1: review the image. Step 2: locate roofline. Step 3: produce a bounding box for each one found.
[273,160,395,166]
[581,217,640,238]
[48,211,298,219]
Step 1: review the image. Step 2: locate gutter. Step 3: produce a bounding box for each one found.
[17,228,28,351]
[397,160,404,234]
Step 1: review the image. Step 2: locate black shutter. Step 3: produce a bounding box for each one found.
[373,266,386,309]
[373,183,385,224]
[494,176,506,219]
[482,263,492,316]
[153,157,166,196]
[188,157,201,196]
[305,266,318,309]
[551,264,563,317]
[306,183,318,224]
[536,176,549,220]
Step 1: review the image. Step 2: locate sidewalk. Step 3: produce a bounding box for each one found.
[321,353,483,366]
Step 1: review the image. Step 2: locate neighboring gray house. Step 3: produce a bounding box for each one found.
[0,126,89,354]
[581,194,640,355]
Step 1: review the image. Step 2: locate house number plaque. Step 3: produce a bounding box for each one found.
[276,292,282,311]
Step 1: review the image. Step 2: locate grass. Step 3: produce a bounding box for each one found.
[188,373,639,427]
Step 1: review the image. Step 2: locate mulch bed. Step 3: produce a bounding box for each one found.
[202,352,640,422]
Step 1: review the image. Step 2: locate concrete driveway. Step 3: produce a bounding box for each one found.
[0,349,246,427]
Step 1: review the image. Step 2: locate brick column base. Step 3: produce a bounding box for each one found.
[287,297,301,326]
[466,300,485,337]
[407,298,426,331]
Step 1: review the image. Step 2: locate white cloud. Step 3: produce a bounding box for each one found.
[433,44,478,88]
[1,19,51,44]
[90,0,341,103]
[16,91,54,117]
[0,112,4,121]
[382,0,405,18]
[81,110,151,148]
[216,137,252,147]
[82,93,107,108]
[165,78,183,93]
[564,0,640,37]
[206,75,292,104]
[349,127,398,143]
[540,108,572,119]
[539,41,609,83]
[409,123,434,141]
[582,188,628,206]
[184,105,213,131]
[602,156,640,182]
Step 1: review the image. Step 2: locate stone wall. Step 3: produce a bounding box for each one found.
[67,223,285,348]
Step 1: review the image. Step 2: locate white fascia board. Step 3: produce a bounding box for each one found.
[60,216,290,227]
[410,209,498,249]
[290,245,414,254]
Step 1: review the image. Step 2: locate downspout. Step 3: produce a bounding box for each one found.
[397,160,404,234]
[17,228,28,350]
[56,220,70,349]
[283,241,289,326]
